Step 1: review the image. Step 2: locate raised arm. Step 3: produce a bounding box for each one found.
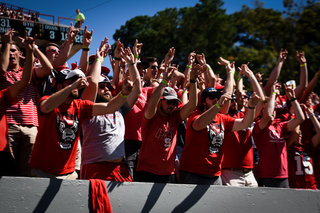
[111,39,123,86]
[241,64,265,102]
[258,82,280,130]
[294,51,308,100]
[0,28,15,75]
[303,104,320,147]
[179,63,200,120]
[92,77,135,116]
[121,47,141,107]
[79,26,93,74]
[9,32,35,98]
[192,92,231,131]
[232,92,260,131]
[264,48,288,96]
[299,69,320,103]
[40,77,89,113]
[132,39,143,64]
[285,84,305,132]
[52,23,79,68]
[81,39,110,101]
[183,51,196,87]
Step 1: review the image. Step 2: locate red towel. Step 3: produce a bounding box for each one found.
[90,179,113,213]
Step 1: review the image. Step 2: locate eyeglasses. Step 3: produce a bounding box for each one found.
[208,93,221,100]
[46,48,61,54]
[99,84,113,90]
[166,100,178,106]
[151,65,158,70]
[88,60,94,65]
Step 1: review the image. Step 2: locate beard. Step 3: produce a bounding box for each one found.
[70,90,79,99]
[95,93,112,103]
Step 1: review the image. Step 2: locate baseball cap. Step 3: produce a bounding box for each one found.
[201,87,223,99]
[137,60,150,69]
[161,87,181,102]
[99,75,112,84]
[55,68,85,84]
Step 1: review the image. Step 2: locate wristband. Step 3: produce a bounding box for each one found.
[271,92,276,95]
[34,45,38,51]
[229,71,234,75]
[182,90,188,94]
[128,62,135,67]
[82,46,90,51]
[114,57,122,61]
[248,106,255,109]
[120,91,128,98]
[309,113,315,117]
[316,73,320,78]
[161,79,168,86]
[206,67,212,71]
[190,79,196,83]
[300,63,307,67]
[238,78,243,81]
[133,54,138,59]
[96,58,103,64]
[290,97,297,102]
[215,103,221,109]
[187,64,192,69]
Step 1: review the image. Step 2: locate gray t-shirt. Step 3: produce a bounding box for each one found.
[81,102,131,165]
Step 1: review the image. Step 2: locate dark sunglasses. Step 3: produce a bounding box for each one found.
[242,95,248,99]
[151,65,158,70]
[208,93,221,100]
[99,84,113,90]
[88,60,94,65]
[231,98,237,102]
[166,100,178,106]
[46,48,61,54]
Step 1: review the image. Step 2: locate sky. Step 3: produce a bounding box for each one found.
[8,0,286,76]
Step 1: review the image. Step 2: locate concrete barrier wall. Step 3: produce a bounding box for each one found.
[0,176,319,212]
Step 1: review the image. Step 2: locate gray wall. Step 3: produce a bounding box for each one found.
[0,176,319,212]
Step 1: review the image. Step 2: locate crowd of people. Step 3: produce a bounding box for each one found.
[0,23,320,190]
[0,5,39,22]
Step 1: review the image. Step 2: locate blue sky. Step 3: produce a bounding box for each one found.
[8,0,285,76]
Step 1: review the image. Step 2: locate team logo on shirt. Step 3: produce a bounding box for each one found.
[56,112,79,150]
[207,123,224,154]
[155,125,174,148]
[269,130,285,143]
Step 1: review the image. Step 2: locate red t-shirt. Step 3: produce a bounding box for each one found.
[0,67,38,126]
[287,140,317,189]
[124,87,153,141]
[179,111,235,176]
[222,111,253,169]
[300,103,320,144]
[137,108,182,175]
[275,95,291,122]
[252,120,289,178]
[29,96,94,175]
[0,88,17,152]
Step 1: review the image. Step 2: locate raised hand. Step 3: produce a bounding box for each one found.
[67,22,79,43]
[278,48,288,62]
[296,51,306,64]
[271,81,281,95]
[188,51,196,65]
[121,76,137,95]
[248,92,261,107]
[3,28,15,43]
[218,57,235,72]
[283,83,295,100]
[218,92,232,107]
[165,47,175,66]
[132,39,143,58]
[238,63,252,78]
[196,53,206,66]
[82,26,93,47]
[18,30,36,52]
[121,47,135,64]
[255,72,264,82]
[114,39,124,58]
[190,63,202,81]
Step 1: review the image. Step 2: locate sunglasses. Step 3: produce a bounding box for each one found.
[166,100,178,106]
[99,84,113,90]
[46,48,61,54]
[151,65,158,70]
[242,95,248,99]
[231,98,237,102]
[208,93,221,100]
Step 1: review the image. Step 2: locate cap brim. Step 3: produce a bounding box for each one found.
[162,96,182,103]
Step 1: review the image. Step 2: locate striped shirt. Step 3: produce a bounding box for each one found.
[0,67,38,126]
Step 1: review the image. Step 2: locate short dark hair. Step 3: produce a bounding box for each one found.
[143,57,159,65]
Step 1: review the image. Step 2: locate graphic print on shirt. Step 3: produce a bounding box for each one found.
[155,123,174,148]
[56,112,79,150]
[294,151,313,176]
[207,123,224,154]
[269,129,285,143]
